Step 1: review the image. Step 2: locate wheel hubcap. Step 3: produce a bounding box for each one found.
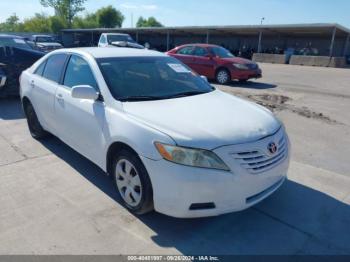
[217,71,229,84]
[115,159,142,207]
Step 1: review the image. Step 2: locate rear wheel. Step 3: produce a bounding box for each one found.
[24,101,48,139]
[215,69,231,85]
[112,149,154,215]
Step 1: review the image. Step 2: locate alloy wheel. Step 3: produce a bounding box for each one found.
[217,70,229,84]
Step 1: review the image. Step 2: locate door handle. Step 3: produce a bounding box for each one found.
[56,93,64,101]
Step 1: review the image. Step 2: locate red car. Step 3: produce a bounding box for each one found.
[167,44,262,84]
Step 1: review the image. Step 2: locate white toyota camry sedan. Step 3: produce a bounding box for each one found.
[20,47,290,218]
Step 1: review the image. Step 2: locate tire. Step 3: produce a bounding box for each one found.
[215,68,231,85]
[23,101,49,139]
[112,149,154,215]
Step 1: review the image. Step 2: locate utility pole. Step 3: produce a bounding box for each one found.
[131,13,134,28]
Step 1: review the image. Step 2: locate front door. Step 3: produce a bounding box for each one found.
[54,54,107,165]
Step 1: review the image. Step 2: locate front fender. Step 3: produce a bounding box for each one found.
[104,107,175,161]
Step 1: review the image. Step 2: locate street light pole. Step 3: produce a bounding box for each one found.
[260,17,265,25]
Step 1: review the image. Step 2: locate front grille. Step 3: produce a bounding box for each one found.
[232,135,288,174]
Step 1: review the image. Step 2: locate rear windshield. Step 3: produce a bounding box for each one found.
[97,56,214,101]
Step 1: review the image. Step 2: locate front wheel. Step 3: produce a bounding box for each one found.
[215,69,231,85]
[112,150,154,215]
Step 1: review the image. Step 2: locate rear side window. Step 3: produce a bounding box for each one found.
[34,60,47,76]
[63,55,98,89]
[42,54,68,83]
[176,46,194,55]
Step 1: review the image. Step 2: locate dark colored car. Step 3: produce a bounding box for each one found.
[167,44,262,84]
[0,34,44,97]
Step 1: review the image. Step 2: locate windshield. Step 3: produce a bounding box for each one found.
[36,36,55,43]
[97,56,214,101]
[107,35,136,44]
[0,37,32,50]
[211,46,235,58]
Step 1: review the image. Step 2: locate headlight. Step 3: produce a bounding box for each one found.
[155,142,230,171]
[233,63,249,70]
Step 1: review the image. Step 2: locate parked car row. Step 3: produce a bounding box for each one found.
[0,31,262,97]
[97,33,262,85]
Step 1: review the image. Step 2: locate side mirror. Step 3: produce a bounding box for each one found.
[200,75,208,82]
[71,85,99,100]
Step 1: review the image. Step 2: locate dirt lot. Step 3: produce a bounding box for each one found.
[0,63,350,255]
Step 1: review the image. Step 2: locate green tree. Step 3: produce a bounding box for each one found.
[40,0,86,26]
[72,13,99,29]
[96,5,124,28]
[22,13,52,33]
[136,16,163,28]
[0,14,23,32]
[49,16,67,33]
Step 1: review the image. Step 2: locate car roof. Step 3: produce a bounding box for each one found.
[58,47,167,59]
[0,34,24,39]
[32,35,52,37]
[178,43,220,48]
[102,33,130,36]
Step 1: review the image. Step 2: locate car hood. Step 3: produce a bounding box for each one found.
[222,57,255,65]
[123,90,280,149]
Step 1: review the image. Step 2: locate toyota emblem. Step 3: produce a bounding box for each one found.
[268,142,278,154]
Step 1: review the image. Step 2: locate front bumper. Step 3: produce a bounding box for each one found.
[141,129,290,218]
[230,68,262,80]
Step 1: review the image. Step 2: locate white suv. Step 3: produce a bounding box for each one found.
[98,33,144,49]
[20,47,290,218]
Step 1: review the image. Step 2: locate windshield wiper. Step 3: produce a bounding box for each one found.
[162,90,209,99]
[119,95,162,102]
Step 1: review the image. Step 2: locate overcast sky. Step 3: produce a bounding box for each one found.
[0,0,349,28]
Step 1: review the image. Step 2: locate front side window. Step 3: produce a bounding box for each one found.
[97,56,214,101]
[42,54,68,83]
[211,47,235,58]
[64,55,97,89]
[176,46,194,55]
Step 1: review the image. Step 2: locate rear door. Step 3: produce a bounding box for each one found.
[54,54,106,165]
[171,46,196,69]
[30,53,68,133]
[191,47,216,78]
